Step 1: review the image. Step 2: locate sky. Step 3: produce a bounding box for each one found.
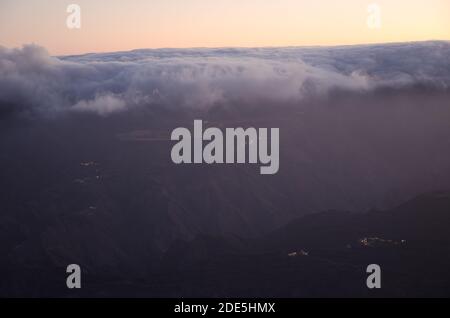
[0,0,449,55]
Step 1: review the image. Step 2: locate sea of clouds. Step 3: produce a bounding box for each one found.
[0,41,449,117]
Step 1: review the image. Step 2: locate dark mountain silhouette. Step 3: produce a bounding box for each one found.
[1,87,450,297]
[1,191,450,297]
[157,192,450,298]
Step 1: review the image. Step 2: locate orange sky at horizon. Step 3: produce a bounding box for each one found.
[1,0,449,55]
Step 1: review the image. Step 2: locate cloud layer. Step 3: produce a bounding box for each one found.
[0,41,449,117]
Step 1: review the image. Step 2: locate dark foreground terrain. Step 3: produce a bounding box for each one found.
[1,89,450,297]
[1,191,450,297]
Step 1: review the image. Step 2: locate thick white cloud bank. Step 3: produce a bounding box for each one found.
[0,41,449,117]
